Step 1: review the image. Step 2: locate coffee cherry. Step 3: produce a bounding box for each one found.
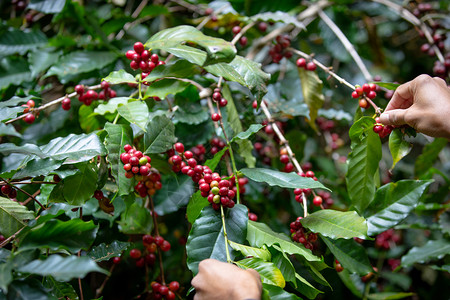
[94,190,104,200]
[212,92,221,101]
[280,154,289,164]
[169,281,179,292]
[159,285,169,296]
[335,263,344,272]
[367,91,377,99]
[219,98,228,107]
[1,185,12,195]
[75,84,84,95]
[129,248,142,259]
[239,36,248,46]
[24,113,35,124]
[351,91,360,99]
[306,62,317,71]
[160,240,171,251]
[61,97,71,110]
[211,113,221,122]
[258,22,268,32]
[359,99,369,109]
[248,212,258,221]
[313,196,322,206]
[296,58,307,68]
[133,42,145,53]
[252,100,258,109]
[373,125,383,133]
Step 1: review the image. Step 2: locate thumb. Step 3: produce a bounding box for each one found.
[379,109,408,126]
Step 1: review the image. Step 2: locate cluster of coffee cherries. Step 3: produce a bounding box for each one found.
[279,148,294,173]
[231,25,248,46]
[351,83,378,109]
[143,234,171,253]
[269,35,292,63]
[21,99,37,124]
[372,117,393,139]
[74,81,116,106]
[120,144,152,179]
[125,42,165,76]
[151,281,179,300]
[290,217,318,250]
[296,57,317,71]
[93,190,114,214]
[210,137,226,156]
[1,185,17,199]
[253,141,275,165]
[316,190,334,208]
[375,229,401,250]
[211,87,227,122]
[134,172,162,198]
[168,142,247,210]
[334,259,344,272]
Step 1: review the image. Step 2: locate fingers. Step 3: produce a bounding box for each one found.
[379,109,408,126]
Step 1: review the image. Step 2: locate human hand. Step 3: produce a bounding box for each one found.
[191,259,262,300]
[379,74,450,139]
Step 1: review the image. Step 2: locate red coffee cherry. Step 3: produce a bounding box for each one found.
[129,248,142,259]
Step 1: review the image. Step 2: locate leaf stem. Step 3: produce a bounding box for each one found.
[220,205,232,263]
[113,113,120,125]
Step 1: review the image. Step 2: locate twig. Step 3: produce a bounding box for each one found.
[115,0,149,39]
[318,10,372,81]
[5,84,101,125]
[78,207,84,300]
[13,185,46,211]
[21,189,41,206]
[371,0,444,63]
[231,21,256,45]
[288,47,381,114]
[95,264,116,298]
[259,102,308,217]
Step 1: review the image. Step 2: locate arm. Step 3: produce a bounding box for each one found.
[379,74,450,139]
[191,259,262,300]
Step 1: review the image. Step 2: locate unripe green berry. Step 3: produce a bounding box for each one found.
[139,157,148,165]
[211,187,220,195]
[213,195,221,203]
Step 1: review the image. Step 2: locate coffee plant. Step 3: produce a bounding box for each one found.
[0,1,449,299]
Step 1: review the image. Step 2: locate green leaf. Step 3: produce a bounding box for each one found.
[241,168,329,190]
[318,108,353,122]
[294,273,322,299]
[262,283,300,300]
[143,115,176,154]
[0,262,13,293]
[388,129,412,170]
[145,79,189,99]
[186,204,248,274]
[337,269,364,298]
[105,123,134,196]
[28,0,67,14]
[0,143,46,158]
[0,197,34,238]
[0,56,31,90]
[88,241,130,262]
[346,117,381,214]
[174,107,209,125]
[18,255,108,281]
[40,133,106,163]
[117,100,149,130]
[145,25,236,66]
[46,51,118,79]
[236,257,285,288]
[223,85,256,168]
[153,176,194,216]
[229,240,271,261]
[79,104,102,133]
[118,202,153,234]
[29,50,61,77]
[231,124,264,142]
[401,239,450,267]
[186,191,209,224]
[364,180,433,236]
[415,138,447,177]
[0,107,23,122]
[94,97,130,115]
[301,210,368,239]
[0,29,47,55]
[144,59,200,82]
[43,277,79,300]
[20,219,98,253]
[439,212,450,235]
[204,147,228,172]
[62,163,98,206]
[12,158,63,180]
[247,221,321,262]
[250,11,305,29]
[297,67,324,131]
[271,244,296,287]
[367,292,415,300]
[7,280,49,300]
[229,56,271,101]
[321,236,373,275]
[0,96,30,109]
[102,70,137,84]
